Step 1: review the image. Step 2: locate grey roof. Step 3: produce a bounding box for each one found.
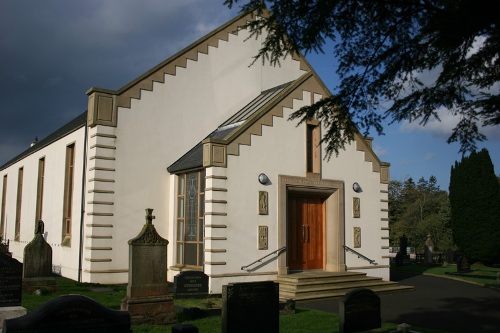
[0,111,87,171]
[167,81,292,173]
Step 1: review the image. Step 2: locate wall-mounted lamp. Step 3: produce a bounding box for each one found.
[258,173,269,185]
[352,182,362,193]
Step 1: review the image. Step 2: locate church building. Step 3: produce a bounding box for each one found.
[0,10,392,295]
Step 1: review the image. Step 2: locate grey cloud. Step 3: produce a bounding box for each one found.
[0,0,238,165]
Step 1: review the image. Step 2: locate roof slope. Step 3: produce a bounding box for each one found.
[0,111,87,170]
[167,81,293,173]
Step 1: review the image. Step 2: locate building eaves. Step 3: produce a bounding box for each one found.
[0,111,87,171]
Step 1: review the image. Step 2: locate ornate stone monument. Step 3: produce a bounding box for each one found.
[23,220,57,292]
[121,208,175,324]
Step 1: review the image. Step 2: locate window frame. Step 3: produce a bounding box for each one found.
[1,175,7,239]
[14,167,23,240]
[175,169,205,267]
[35,157,45,222]
[62,143,75,245]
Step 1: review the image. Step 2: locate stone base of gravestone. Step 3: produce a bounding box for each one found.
[0,306,27,328]
[121,295,175,324]
[22,277,58,292]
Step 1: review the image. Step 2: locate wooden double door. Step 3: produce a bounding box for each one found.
[288,195,325,270]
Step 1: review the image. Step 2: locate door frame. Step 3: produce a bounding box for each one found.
[277,175,346,275]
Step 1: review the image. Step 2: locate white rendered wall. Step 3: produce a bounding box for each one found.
[203,89,389,293]
[0,126,86,281]
[85,26,305,284]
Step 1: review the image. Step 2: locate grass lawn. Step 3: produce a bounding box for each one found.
[391,262,500,289]
[17,264,498,332]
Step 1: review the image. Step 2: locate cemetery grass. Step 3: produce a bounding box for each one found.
[391,263,500,289]
[20,276,414,333]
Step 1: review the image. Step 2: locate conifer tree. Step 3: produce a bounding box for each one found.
[449,149,500,263]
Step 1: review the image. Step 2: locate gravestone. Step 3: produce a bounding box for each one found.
[395,235,410,266]
[173,271,209,298]
[121,208,175,324]
[339,288,381,333]
[222,281,279,333]
[0,253,27,325]
[3,294,131,332]
[23,220,57,292]
[457,256,471,273]
[424,234,434,266]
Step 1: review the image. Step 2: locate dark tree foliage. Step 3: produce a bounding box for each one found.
[449,149,500,263]
[225,0,500,158]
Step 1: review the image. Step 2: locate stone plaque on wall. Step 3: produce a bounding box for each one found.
[353,197,360,218]
[259,191,268,215]
[258,226,268,250]
[354,227,361,248]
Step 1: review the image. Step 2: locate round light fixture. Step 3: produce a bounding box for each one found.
[352,182,362,193]
[258,173,269,185]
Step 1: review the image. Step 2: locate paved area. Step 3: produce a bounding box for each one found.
[297,271,500,333]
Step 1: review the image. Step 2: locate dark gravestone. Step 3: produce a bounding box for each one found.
[222,281,279,333]
[23,220,56,292]
[0,253,23,307]
[3,294,131,333]
[173,271,209,298]
[339,288,381,333]
[399,235,408,256]
[457,256,471,273]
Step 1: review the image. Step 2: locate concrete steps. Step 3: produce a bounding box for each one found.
[277,271,414,301]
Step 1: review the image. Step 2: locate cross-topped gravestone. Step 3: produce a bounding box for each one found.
[121,208,175,324]
[146,208,155,224]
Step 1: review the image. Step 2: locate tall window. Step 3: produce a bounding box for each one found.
[36,157,45,222]
[62,144,75,245]
[176,169,205,267]
[15,168,23,240]
[1,175,7,239]
[306,121,321,175]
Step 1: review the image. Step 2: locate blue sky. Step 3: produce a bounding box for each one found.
[1,0,498,191]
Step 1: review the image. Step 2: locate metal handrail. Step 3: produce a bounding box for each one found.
[241,246,287,271]
[343,245,378,265]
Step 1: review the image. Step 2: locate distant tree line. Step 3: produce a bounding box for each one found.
[390,148,500,264]
[389,176,454,254]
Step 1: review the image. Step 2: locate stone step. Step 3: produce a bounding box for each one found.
[279,279,397,293]
[277,271,370,284]
[278,276,384,289]
[276,271,414,301]
[282,285,414,301]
